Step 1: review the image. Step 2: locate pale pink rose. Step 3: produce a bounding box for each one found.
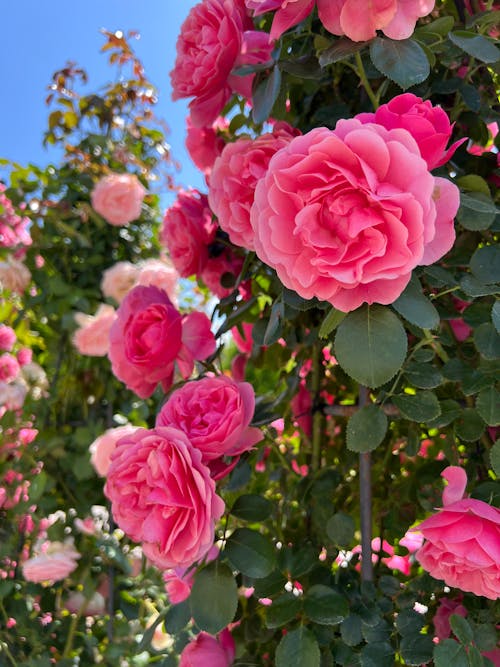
[16,348,32,366]
[209,123,299,249]
[91,173,146,226]
[156,375,262,477]
[0,256,31,294]
[251,121,460,312]
[161,190,216,278]
[0,325,16,352]
[136,258,178,304]
[22,540,81,584]
[414,467,500,600]
[433,597,468,640]
[0,354,20,383]
[186,115,229,177]
[201,250,244,299]
[399,529,424,553]
[0,381,27,411]
[89,424,139,477]
[65,591,106,616]
[357,93,466,170]
[101,261,140,303]
[171,0,263,126]
[108,285,216,398]
[179,628,235,667]
[72,305,116,357]
[104,426,225,569]
[317,0,435,42]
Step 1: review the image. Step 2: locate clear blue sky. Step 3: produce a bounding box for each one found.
[0,0,204,198]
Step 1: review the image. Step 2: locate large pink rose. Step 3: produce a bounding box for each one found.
[179,629,235,667]
[89,424,139,477]
[72,304,116,357]
[250,120,460,312]
[357,93,466,170]
[104,426,225,569]
[22,540,81,584]
[161,190,217,278]
[209,123,299,250]
[91,173,146,226]
[108,285,216,398]
[156,375,263,476]
[414,467,500,600]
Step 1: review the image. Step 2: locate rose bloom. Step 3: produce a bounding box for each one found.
[72,304,116,357]
[0,256,31,294]
[0,381,27,411]
[156,375,263,476]
[65,591,106,616]
[0,354,20,383]
[208,122,299,250]
[101,261,140,304]
[22,540,81,584]
[414,466,500,600]
[251,120,460,312]
[433,597,468,640]
[108,285,216,398]
[201,249,244,299]
[186,115,229,177]
[161,190,216,278]
[136,258,178,304]
[231,322,254,355]
[357,93,466,170]
[0,325,16,352]
[91,173,146,226]
[179,629,235,667]
[89,424,139,477]
[104,426,225,569]
[17,348,32,366]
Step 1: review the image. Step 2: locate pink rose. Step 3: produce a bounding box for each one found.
[0,257,31,294]
[201,249,244,299]
[72,304,116,357]
[161,190,217,278]
[291,381,312,438]
[16,348,32,366]
[163,546,219,604]
[0,381,27,411]
[433,597,468,640]
[89,424,139,477]
[414,467,500,600]
[65,591,106,616]
[0,325,16,352]
[318,0,435,42]
[209,123,299,249]
[179,629,235,667]
[186,115,229,177]
[22,540,81,584]
[250,121,460,312]
[0,184,32,249]
[156,375,262,476]
[231,322,254,354]
[108,285,216,398]
[136,258,179,304]
[91,173,146,226]
[0,354,20,383]
[357,93,466,170]
[245,0,314,41]
[101,261,140,304]
[104,426,225,569]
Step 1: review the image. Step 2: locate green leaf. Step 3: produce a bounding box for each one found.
[190,562,238,634]
[393,391,441,423]
[404,363,443,389]
[276,627,321,667]
[224,528,276,578]
[450,613,474,645]
[470,245,500,285]
[319,38,368,67]
[252,66,282,124]
[458,192,497,231]
[476,386,500,426]
[164,600,191,634]
[473,622,499,652]
[460,275,498,298]
[468,646,485,667]
[456,174,491,196]
[418,16,454,36]
[326,512,355,547]
[490,438,500,478]
[341,614,363,646]
[29,471,48,501]
[346,404,388,452]
[304,585,349,625]
[264,299,285,346]
[334,305,407,388]
[427,399,462,429]
[392,276,440,330]
[282,287,320,311]
[369,38,430,90]
[492,302,500,334]
[265,593,302,628]
[400,635,434,666]
[474,323,500,359]
[231,494,272,522]
[448,31,500,63]
[360,641,394,667]
[395,609,425,635]
[454,408,485,442]
[253,569,288,598]
[433,639,469,667]
[319,307,347,339]
[378,576,401,597]
[280,55,322,79]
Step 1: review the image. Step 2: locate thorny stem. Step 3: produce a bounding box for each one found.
[354,51,379,111]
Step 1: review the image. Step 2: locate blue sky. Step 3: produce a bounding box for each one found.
[0,0,204,196]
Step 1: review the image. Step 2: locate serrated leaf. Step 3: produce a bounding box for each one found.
[450,613,474,644]
[448,31,500,63]
[252,65,282,124]
[346,404,388,452]
[231,494,272,522]
[335,305,407,388]
[319,306,347,339]
[476,386,500,426]
[492,302,500,334]
[360,641,394,667]
[224,528,276,578]
[341,614,363,646]
[458,192,497,230]
[456,174,491,196]
[474,323,500,359]
[304,585,349,625]
[454,408,485,442]
[164,600,191,634]
[490,439,500,476]
[280,54,322,79]
[319,38,368,67]
[326,512,355,547]
[263,299,284,346]
[392,276,440,330]
[190,562,238,634]
[265,593,301,628]
[403,363,443,389]
[427,399,462,429]
[433,640,469,667]
[418,16,455,36]
[395,609,425,635]
[400,635,434,665]
[470,245,500,285]
[276,627,320,667]
[369,38,430,90]
[460,275,498,298]
[393,391,441,423]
